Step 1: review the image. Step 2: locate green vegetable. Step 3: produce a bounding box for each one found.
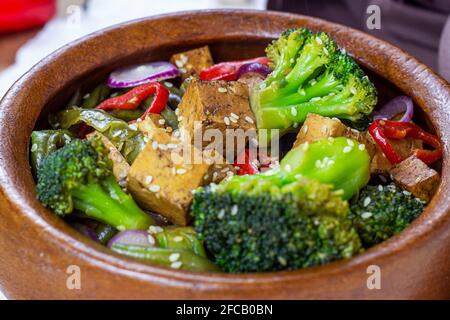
[225,137,370,200]
[50,107,145,163]
[36,139,153,230]
[160,106,179,129]
[349,184,424,247]
[155,226,207,258]
[81,84,111,108]
[110,109,144,122]
[111,244,219,272]
[96,223,117,245]
[30,130,75,175]
[192,177,361,273]
[280,136,370,199]
[251,28,377,142]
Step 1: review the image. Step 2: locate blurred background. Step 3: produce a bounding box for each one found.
[0,0,449,99]
[0,0,448,300]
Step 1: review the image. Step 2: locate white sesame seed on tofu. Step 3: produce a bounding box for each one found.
[149,185,161,193]
[303,125,308,133]
[145,176,153,185]
[229,116,238,123]
[244,116,254,124]
[176,168,187,175]
[224,117,231,126]
[218,87,227,93]
[230,112,239,119]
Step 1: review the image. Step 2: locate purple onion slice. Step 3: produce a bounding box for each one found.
[107,230,155,248]
[373,96,414,122]
[236,62,272,80]
[107,62,180,88]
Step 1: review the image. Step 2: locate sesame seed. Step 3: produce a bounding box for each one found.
[218,209,225,219]
[245,116,254,124]
[175,59,184,67]
[158,119,166,125]
[152,141,158,150]
[148,225,163,234]
[350,87,357,95]
[83,93,90,99]
[284,164,292,172]
[173,236,183,242]
[316,36,323,45]
[226,171,234,178]
[310,97,321,102]
[291,107,298,116]
[179,68,187,74]
[164,81,173,88]
[323,47,329,55]
[361,212,372,219]
[177,116,183,122]
[176,168,187,175]
[230,112,239,119]
[143,136,149,143]
[129,123,138,131]
[343,146,352,153]
[112,130,122,138]
[231,205,238,216]
[378,185,383,191]
[158,144,168,151]
[315,160,322,168]
[175,108,180,115]
[172,167,177,176]
[229,116,238,123]
[347,139,354,146]
[321,125,328,134]
[169,253,181,262]
[224,117,231,126]
[149,185,161,193]
[170,261,182,269]
[299,89,306,96]
[303,125,308,133]
[278,257,287,266]
[403,190,411,196]
[136,118,143,123]
[212,172,219,181]
[218,87,227,93]
[145,176,153,185]
[363,196,371,207]
[358,144,366,151]
[117,225,125,231]
[147,235,156,245]
[31,144,38,152]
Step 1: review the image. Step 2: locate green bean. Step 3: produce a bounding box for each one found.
[96,224,117,245]
[155,226,207,258]
[160,106,179,130]
[110,109,144,122]
[81,84,111,108]
[111,244,219,272]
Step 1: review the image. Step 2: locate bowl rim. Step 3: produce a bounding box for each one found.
[0,9,449,289]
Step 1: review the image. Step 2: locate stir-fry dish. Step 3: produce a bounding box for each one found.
[31,28,442,273]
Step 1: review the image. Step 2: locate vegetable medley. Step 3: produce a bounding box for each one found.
[31,28,442,273]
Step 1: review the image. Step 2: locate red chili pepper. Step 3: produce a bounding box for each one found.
[199,57,270,81]
[369,119,442,165]
[234,148,277,175]
[97,82,169,115]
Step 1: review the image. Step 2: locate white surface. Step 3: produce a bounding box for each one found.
[0,0,267,98]
[0,0,267,300]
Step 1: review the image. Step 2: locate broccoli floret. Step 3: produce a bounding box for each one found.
[192,177,361,273]
[37,139,153,230]
[251,28,377,140]
[349,184,424,247]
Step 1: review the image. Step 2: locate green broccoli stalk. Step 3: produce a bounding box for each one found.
[36,139,154,230]
[191,137,369,272]
[349,184,424,247]
[251,28,377,141]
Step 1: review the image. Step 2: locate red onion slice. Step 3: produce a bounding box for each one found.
[107,62,179,88]
[236,62,272,80]
[373,96,414,122]
[107,230,155,248]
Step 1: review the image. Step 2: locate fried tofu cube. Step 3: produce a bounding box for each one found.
[370,138,423,175]
[178,78,256,160]
[86,132,129,186]
[136,113,169,137]
[294,114,347,147]
[170,46,214,80]
[127,127,234,226]
[390,155,440,202]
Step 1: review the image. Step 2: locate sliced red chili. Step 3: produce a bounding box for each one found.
[96,82,169,115]
[369,119,442,165]
[199,57,270,81]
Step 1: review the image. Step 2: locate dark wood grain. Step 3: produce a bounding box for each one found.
[0,10,449,299]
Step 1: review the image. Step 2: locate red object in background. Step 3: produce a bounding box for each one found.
[0,0,56,33]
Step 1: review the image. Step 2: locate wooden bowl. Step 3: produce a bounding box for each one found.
[0,10,449,299]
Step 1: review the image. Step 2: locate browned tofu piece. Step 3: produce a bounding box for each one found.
[344,128,377,158]
[370,138,423,175]
[136,113,169,137]
[86,132,129,186]
[127,128,234,226]
[293,114,347,147]
[390,155,440,202]
[238,74,263,93]
[178,78,256,160]
[170,46,213,80]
